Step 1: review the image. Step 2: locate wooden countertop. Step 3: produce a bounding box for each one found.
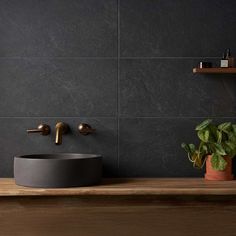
[1,178,236,196]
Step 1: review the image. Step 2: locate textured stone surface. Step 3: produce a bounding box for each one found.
[120,0,236,57]
[0,0,236,177]
[120,59,236,117]
[0,59,117,116]
[0,0,117,57]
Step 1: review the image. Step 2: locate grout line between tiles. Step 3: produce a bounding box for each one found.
[117,0,120,175]
[0,57,220,60]
[0,116,117,119]
[120,57,221,59]
[0,116,235,119]
[118,116,236,119]
[0,116,234,119]
[0,57,117,59]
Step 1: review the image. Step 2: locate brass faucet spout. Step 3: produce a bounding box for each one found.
[55,122,68,145]
[55,127,62,144]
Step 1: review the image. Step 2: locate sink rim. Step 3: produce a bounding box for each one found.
[15,153,102,160]
[14,153,103,188]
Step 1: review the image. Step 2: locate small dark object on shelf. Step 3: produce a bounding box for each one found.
[199,62,212,68]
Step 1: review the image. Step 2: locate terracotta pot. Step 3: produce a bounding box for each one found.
[205,155,234,181]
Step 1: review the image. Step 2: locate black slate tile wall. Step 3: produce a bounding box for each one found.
[0,0,236,177]
[0,59,117,116]
[120,59,236,117]
[0,0,117,57]
[120,0,236,57]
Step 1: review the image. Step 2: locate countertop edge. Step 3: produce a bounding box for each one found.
[1,178,236,197]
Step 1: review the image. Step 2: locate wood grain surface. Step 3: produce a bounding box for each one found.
[1,179,236,236]
[0,196,236,236]
[1,178,236,196]
[193,67,236,73]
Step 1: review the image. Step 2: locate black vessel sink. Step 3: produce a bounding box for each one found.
[14,153,102,188]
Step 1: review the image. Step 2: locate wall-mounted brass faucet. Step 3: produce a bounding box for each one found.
[78,123,96,135]
[55,122,69,145]
[27,124,51,135]
[27,122,95,144]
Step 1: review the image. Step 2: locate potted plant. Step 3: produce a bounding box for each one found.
[182,119,236,180]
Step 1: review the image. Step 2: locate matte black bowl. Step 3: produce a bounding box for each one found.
[14,153,102,188]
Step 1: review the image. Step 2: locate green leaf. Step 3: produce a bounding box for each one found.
[211,153,227,171]
[202,144,208,153]
[195,119,212,131]
[213,143,226,155]
[232,124,236,134]
[216,130,222,143]
[181,143,195,155]
[208,125,218,142]
[222,143,231,155]
[228,132,236,141]
[226,141,236,150]
[189,144,195,153]
[197,130,210,142]
[224,141,236,156]
[218,122,231,133]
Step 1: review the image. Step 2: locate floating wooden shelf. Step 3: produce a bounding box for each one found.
[1,178,236,236]
[193,67,236,74]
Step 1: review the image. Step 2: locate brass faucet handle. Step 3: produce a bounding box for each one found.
[78,123,96,135]
[27,124,51,136]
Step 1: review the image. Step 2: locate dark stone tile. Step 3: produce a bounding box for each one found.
[0,59,117,116]
[0,117,118,177]
[119,118,236,177]
[0,0,117,57]
[120,0,236,57]
[120,59,236,117]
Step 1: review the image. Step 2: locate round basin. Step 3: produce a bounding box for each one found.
[14,153,102,188]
